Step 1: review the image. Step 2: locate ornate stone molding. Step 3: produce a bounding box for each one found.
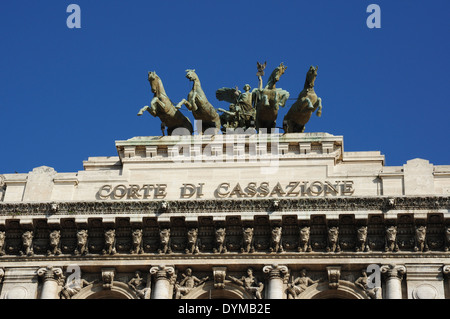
[327,266,341,289]
[101,268,116,289]
[212,266,227,289]
[0,196,448,216]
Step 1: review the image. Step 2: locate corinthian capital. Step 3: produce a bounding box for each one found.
[381,264,406,280]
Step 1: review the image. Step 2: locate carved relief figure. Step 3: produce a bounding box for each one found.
[74,229,89,256]
[60,276,93,299]
[270,226,284,253]
[102,229,116,255]
[229,268,264,299]
[158,228,172,254]
[326,226,341,252]
[47,230,62,256]
[185,228,200,254]
[298,226,312,252]
[176,69,221,134]
[355,270,381,299]
[130,229,144,254]
[20,231,34,256]
[355,226,370,252]
[0,231,5,256]
[175,268,209,299]
[213,227,227,254]
[253,62,290,131]
[128,271,151,299]
[283,65,323,133]
[414,225,429,252]
[385,225,399,252]
[287,269,320,299]
[241,227,255,253]
[138,71,193,136]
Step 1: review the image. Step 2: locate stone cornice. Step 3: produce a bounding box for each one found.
[0,252,448,266]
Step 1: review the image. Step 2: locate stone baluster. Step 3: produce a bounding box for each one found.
[150,265,175,299]
[263,264,289,299]
[37,266,64,299]
[381,264,406,299]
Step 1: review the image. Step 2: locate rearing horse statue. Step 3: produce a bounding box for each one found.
[253,62,290,132]
[283,66,322,133]
[138,71,193,136]
[176,69,221,134]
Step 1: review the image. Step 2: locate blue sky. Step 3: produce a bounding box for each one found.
[1,0,449,174]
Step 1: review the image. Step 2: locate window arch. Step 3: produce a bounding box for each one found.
[181,281,254,299]
[71,282,139,299]
[297,281,370,299]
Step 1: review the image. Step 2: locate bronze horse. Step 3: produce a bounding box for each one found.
[176,69,221,134]
[253,62,290,131]
[283,66,322,133]
[138,71,193,136]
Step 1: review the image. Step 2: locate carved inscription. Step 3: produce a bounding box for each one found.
[97,180,355,200]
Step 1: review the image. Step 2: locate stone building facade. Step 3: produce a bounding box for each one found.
[0,132,449,299]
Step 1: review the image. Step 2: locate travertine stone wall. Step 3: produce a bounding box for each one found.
[0,133,449,299]
[1,133,449,203]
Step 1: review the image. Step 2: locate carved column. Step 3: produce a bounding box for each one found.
[150,265,175,299]
[263,264,288,299]
[442,265,450,298]
[381,264,406,299]
[37,266,64,299]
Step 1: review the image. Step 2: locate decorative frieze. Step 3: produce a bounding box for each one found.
[0,212,448,257]
[0,196,448,216]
